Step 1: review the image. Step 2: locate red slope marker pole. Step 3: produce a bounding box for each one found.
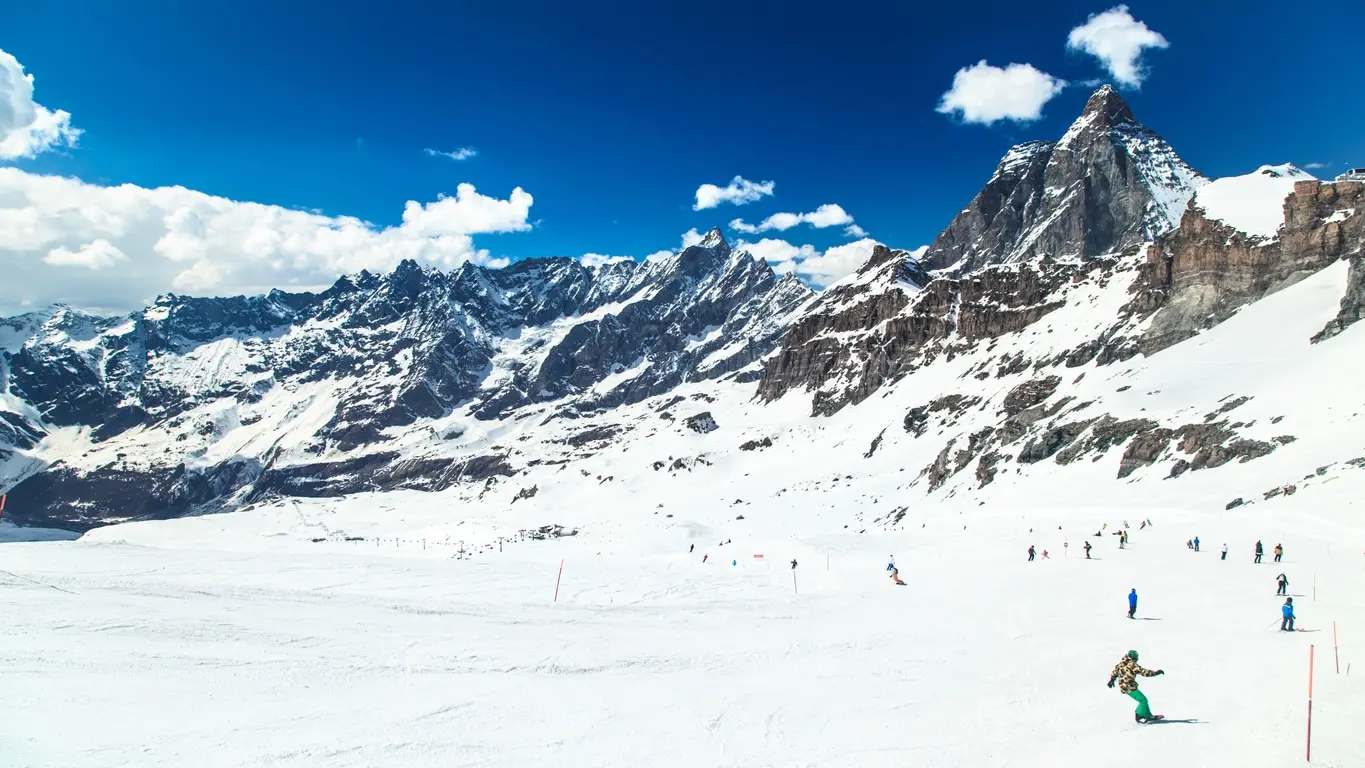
[554,559,564,603]
[1307,644,1315,762]
[0,492,6,521]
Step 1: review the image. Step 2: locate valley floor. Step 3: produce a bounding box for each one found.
[3,501,1363,768]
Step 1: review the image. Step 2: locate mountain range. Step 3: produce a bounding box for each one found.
[3,85,1363,532]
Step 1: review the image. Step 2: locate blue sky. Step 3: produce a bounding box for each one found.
[2,0,1363,312]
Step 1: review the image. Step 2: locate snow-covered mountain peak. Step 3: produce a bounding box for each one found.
[699,226,728,249]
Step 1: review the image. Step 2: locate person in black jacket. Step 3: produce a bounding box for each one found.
[1254,540,1264,564]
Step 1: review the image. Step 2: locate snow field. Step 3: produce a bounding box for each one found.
[3,497,1363,768]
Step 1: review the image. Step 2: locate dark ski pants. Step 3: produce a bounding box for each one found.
[1221,552,1227,560]
[1281,617,1295,631]
[1085,551,1091,559]
[1128,689,1153,719]
[1277,584,1287,596]
[1028,553,1035,561]
[1128,606,1136,619]
[1275,554,1282,562]
[1255,554,1262,563]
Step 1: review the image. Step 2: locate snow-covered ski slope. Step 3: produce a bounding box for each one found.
[3,495,1363,767]
[4,258,1365,767]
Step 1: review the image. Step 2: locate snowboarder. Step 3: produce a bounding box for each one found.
[1028,545,1036,562]
[1041,550,1050,559]
[1128,589,1138,619]
[1254,540,1263,563]
[1186,539,1193,550]
[1274,543,1284,563]
[790,559,797,570]
[1221,543,1228,561]
[689,544,694,554]
[1107,650,1165,723]
[1140,520,1147,530]
[1276,573,1288,596]
[703,554,709,563]
[1281,597,1295,631]
[1084,541,1092,559]
[1193,537,1200,552]
[890,566,905,585]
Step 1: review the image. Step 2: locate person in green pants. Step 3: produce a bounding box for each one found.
[1107,650,1165,722]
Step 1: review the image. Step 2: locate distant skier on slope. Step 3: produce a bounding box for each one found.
[1276,573,1288,596]
[689,544,694,553]
[1084,540,1092,559]
[1193,537,1200,552]
[1274,543,1284,563]
[1255,540,1264,563]
[1107,650,1165,723]
[1221,543,1228,561]
[1128,589,1138,619]
[1028,545,1036,562]
[1281,598,1295,631]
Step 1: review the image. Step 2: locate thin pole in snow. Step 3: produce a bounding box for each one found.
[1307,644,1315,762]
[554,559,564,603]
[792,569,798,595]
[1334,621,1340,675]
[1313,572,1317,602]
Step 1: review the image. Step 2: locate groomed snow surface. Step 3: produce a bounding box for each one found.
[3,497,1364,768]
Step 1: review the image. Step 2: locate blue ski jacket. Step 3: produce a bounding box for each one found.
[1282,604,1294,619]
[1129,592,1138,607]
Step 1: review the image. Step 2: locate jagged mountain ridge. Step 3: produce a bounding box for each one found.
[0,230,812,528]
[921,85,1207,275]
[5,86,1365,535]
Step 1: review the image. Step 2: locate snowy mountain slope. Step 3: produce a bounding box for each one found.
[921,85,1208,275]
[0,231,812,529]
[1192,163,1316,239]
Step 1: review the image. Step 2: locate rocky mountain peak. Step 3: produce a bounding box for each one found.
[699,227,728,249]
[1076,84,1136,128]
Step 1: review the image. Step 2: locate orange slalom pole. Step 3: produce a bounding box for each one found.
[554,559,564,603]
[1306,645,1314,762]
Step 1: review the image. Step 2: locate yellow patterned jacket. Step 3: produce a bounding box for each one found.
[1109,657,1158,693]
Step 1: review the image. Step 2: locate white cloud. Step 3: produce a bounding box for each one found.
[793,238,882,287]
[936,61,1067,126]
[1303,162,1328,171]
[680,228,706,248]
[0,48,80,160]
[736,236,883,288]
[692,176,775,210]
[42,239,127,269]
[1066,5,1169,88]
[0,168,534,313]
[643,250,673,263]
[580,253,633,269]
[730,203,856,234]
[424,147,478,161]
[844,224,868,238]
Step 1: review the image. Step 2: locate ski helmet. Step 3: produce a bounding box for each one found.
[1127,650,1139,660]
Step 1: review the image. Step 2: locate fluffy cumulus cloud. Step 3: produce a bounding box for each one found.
[424,147,478,161]
[937,61,1067,125]
[580,252,633,269]
[729,203,856,234]
[1066,5,1169,88]
[0,48,80,160]
[692,175,775,210]
[0,168,534,313]
[736,236,884,288]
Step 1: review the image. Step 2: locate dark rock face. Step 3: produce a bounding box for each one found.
[683,412,718,434]
[1002,376,1062,415]
[1314,254,1365,342]
[1139,177,1365,353]
[1,229,811,530]
[921,86,1205,274]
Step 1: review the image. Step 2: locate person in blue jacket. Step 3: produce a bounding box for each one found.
[1128,588,1138,619]
[1281,597,1295,631]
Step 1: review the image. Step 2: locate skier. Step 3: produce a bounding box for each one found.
[1128,588,1138,619]
[703,554,709,563]
[1274,543,1284,563]
[1276,573,1288,596]
[1186,539,1193,550]
[1041,550,1050,559]
[890,566,905,585]
[1028,545,1036,562]
[1221,543,1228,561]
[1281,597,1295,631]
[1193,537,1200,552]
[1139,520,1147,530]
[1107,650,1165,723]
[1084,540,1092,559]
[1254,541,1264,564]
[790,559,797,570]
[689,544,695,554]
